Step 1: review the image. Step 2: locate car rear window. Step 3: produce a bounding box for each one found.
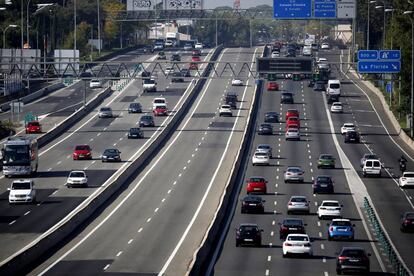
[342,249,365,257]
[330,83,340,89]
[249,177,265,182]
[287,235,309,242]
[321,155,333,159]
[317,176,331,182]
[291,197,306,202]
[405,213,414,219]
[28,122,40,126]
[288,167,302,172]
[75,145,89,150]
[322,202,339,207]
[404,173,414,177]
[332,221,351,227]
[284,219,303,226]
[240,226,259,233]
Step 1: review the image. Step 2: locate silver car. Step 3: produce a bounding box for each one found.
[98,107,113,118]
[284,166,305,183]
[287,195,310,214]
[285,128,300,141]
[256,144,272,158]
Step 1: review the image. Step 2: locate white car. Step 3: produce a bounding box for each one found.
[219,104,233,117]
[271,51,280,58]
[66,170,88,188]
[8,179,36,204]
[399,172,414,187]
[231,79,243,86]
[340,123,356,135]
[317,200,342,219]
[164,40,174,47]
[252,151,270,166]
[89,79,102,88]
[153,97,167,109]
[285,127,300,141]
[282,234,313,258]
[321,42,330,49]
[330,102,343,113]
[194,42,203,49]
[98,107,113,118]
[164,67,175,75]
[256,144,272,158]
[317,57,327,63]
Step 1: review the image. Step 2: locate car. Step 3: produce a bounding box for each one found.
[318,200,342,219]
[180,68,191,77]
[194,42,203,49]
[271,51,280,58]
[143,79,157,92]
[153,42,164,51]
[344,130,360,143]
[153,105,168,116]
[252,151,270,166]
[313,81,326,91]
[231,79,243,86]
[8,179,36,203]
[399,172,414,188]
[327,94,340,104]
[287,196,310,214]
[362,159,381,177]
[189,62,198,70]
[264,111,279,123]
[192,49,201,56]
[152,97,167,109]
[89,79,102,88]
[241,195,265,213]
[282,234,313,258]
[164,40,174,47]
[267,81,279,91]
[219,104,233,117]
[281,92,294,104]
[141,71,151,78]
[256,144,272,158]
[285,109,299,121]
[317,154,335,169]
[284,166,304,183]
[171,71,185,83]
[340,123,356,135]
[360,153,378,168]
[101,148,121,162]
[157,51,166,60]
[330,102,343,113]
[128,102,142,113]
[313,175,334,194]
[184,43,193,51]
[73,144,92,160]
[400,212,414,232]
[171,53,181,61]
[317,63,331,72]
[285,127,300,141]
[225,93,238,109]
[279,218,306,239]
[98,107,113,118]
[286,116,300,129]
[327,219,355,241]
[321,42,330,49]
[285,51,296,57]
[258,123,273,135]
[164,67,175,75]
[191,55,201,62]
[284,73,293,79]
[317,57,328,63]
[235,223,263,247]
[128,127,144,139]
[139,115,155,127]
[336,247,370,274]
[25,121,42,134]
[246,176,268,194]
[66,170,88,188]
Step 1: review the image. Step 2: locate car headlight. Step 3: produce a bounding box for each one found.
[102,155,107,158]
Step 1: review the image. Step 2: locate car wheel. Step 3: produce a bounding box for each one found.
[336,268,342,275]
[241,209,245,214]
[317,165,320,169]
[236,241,240,247]
[362,172,366,177]
[328,235,332,241]
[287,210,290,215]
[283,253,287,258]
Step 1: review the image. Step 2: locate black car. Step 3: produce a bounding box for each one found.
[139,115,155,127]
[313,81,326,91]
[400,212,414,232]
[327,94,340,104]
[171,54,181,61]
[101,148,121,162]
[336,247,370,274]
[128,127,144,139]
[171,72,184,83]
[141,71,151,78]
[279,218,306,239]
[235,223,263,247]
[281,92,294,104]
[313,175,334,194]
[241,195,265,213]
[180,68,191,77]
[345,130,360,143]
[264,111,279,123]
[225,93,238,109]
[258,123,273,135]
[128,102,142,113]
[308,79,315,87]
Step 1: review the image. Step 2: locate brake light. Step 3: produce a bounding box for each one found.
[401,178,406,181]
[404,219,411,225]
[320,207,326,210]
[338,256,347,261]
[336,207,341,210]
[288,202,293,205]
[284,242,292,246]
[329,226,333,232]
[281,226,288,231]
[287,172,292,175]
[304,243,311,247]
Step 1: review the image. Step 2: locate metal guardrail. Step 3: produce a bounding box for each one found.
[363,197,412,276]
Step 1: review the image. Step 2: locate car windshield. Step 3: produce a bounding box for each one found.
[344,124,354,128]
[249,177,265,182]
[12,182,31,189]
[258,145,270,149]
[288,236,309,242]
[104,149,118,154]
[91,79,99,83]
[322,202,339,207]
[330,84,340,89]
[288,129,298,133]
[282,93,292,97]
[284,219,303,226]
[266,112,277,116]
[70,172,85,178]
[288,117,298,122]
[261,124,271,128]
[142,116,152,120]
[100,107,111,112]
[255,152,268,157]
[332,221,351,227]
[154,99,165,103]
[75,145,89,151]
[291,197,307,202]
[321,155,333,160]
[364,154,377,159]
[143,79,155,84]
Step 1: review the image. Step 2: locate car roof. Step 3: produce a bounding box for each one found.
[332,218,350,222]
[321,200,339,204]
[290,195,307,199]
[340,247,366,252]
[286,233,309,237]
[287,166,302,169]
[12,179,33,183]
[257,144,270,147]
[70,170,85,174]
[240,223,259,227]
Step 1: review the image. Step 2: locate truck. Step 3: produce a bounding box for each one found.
[2,136,38,177]
[165,32,179,47]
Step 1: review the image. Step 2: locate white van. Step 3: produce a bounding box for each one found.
[326,80,341,96]
[362,159,382,177]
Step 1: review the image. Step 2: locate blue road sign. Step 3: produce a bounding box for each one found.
[314,1,336,18]
[379,50,401,60]
[357,61,401,73]
[274,0,312,18]
[358,50,378,60]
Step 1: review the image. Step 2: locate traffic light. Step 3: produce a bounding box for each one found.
[5,0,12,5]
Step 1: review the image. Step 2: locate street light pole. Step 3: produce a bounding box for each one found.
[26,0,32,48]
[74,0,77,63]
[97,0,101,55]
[375,5,387,49]
[404,11,414,138]
[21,0,24,49]
[215,18,218,47]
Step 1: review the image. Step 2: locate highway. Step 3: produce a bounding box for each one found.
[212,49,391,275]
[30,47,261,275]
[0,48,212,263]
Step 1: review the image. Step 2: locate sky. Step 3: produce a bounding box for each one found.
[204,0,273,9]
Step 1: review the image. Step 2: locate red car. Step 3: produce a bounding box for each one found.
[153,105,168,116]
[25,121,42,134]
[246,176,267,194]
[285,109,300,121]
[192,49,201,56]
[189,63,198,70]
[267,81,279,91]
[191,56,201,62]
[73,144,92,160]
[286,116,300,129]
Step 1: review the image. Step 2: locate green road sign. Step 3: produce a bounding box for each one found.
[63,77,73,86]
[267,73,276,81]
[24,112,37,124]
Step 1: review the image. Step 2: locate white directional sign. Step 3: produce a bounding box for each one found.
[337,0,356,19]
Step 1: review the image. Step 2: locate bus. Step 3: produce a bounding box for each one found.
[2,136,38,177]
